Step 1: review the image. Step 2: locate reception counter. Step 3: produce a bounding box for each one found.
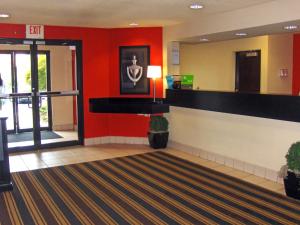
[166,89,300,123]
[166,89,300,173]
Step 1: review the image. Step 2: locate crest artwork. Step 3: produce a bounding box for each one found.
[119,46,150,94]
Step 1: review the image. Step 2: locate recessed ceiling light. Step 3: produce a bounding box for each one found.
[200,38,209,42]
[190,3,204,9]
[284,25,298,30]
[235,32,248,36]
[0,13,10,18]
[129,22,139,26]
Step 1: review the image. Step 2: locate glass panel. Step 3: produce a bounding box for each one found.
[38,54,49,128]
[40,96,49,128]
[38,45,79,145]
[0,44,34,149]
[15,53,33,130]
[1,99,14,131]
[41,96,78,145]
[0,53,14,131]
[0,53,12,94]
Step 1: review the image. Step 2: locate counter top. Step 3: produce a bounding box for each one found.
[89,98,169,114]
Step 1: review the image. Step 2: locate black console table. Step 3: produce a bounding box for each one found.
[0,117,13,192]
[89,98,169,114]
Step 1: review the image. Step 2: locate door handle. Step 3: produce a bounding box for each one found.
[27,98,33,108]
[38,90,79,97]
[0,93,32,99]
[39,96,42,108]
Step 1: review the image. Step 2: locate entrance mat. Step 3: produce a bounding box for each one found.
[7,131,62,143]
[1,151,300,224]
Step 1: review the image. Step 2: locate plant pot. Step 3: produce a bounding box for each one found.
[284,171,300,200]
[148,132,169,149]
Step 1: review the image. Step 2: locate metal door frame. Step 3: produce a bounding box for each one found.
[0,50,52,133]
[0,38,84,152]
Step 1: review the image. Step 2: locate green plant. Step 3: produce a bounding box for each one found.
[25,55,47,91]
[149,115,169,133]
[40,105,48,122]
[286,142,300,175]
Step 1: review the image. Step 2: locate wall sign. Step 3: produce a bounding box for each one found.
[171,41,180,65]
[26,25,44,39]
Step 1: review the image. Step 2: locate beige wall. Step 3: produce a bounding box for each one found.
[168,107,300,171]
[180,36,269,92]
[179,33,293,94]
[163,0,300,174]
[267,34,293,95]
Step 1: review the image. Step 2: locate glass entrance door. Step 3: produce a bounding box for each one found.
[0,46,35,148]
[0,39,83,152]
[0,52,14,132]
[37,42,81,147]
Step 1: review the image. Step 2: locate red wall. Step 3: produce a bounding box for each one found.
[108,28,163,137]
[0,23,163,139]
[293,34,300,95]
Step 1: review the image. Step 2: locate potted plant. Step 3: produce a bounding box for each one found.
[148,115,169,149]
[280,142,300,199]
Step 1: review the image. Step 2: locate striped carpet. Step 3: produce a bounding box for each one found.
[1,152,300,225]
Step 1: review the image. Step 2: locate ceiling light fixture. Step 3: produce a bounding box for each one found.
[284,25,298,30]
[190,3,204,9]
[200,38,209,42]
[129,22,139,26]
[235,32,248,36]
[0,13,10,18]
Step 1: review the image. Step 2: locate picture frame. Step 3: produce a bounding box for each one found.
[119,46,150,94]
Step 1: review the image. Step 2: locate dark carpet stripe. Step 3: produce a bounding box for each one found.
[17,172,59,225]
[137,153,298,224]
[59,165,134,225]
[40,169,97,224]
[48,167,114,224]
[1,151,300,225]
[7,174,36,225]
[157,151,300,210]
[113,156,268,225]
[85,162,184,225]
[0,194,12,225]
[101,158,242,224]
[32,170,82,225]
[141,155,299,223]
[72,164,160,225]
[90,161,217,225]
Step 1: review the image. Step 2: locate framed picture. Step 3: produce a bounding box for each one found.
[119,46,150,94]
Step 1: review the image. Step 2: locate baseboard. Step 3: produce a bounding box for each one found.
[84,136,148,146]
[53,124,74,131]
[168,140,282,184]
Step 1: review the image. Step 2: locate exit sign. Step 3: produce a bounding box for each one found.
[26,25,44,39]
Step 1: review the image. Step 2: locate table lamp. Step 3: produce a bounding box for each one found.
[147,65,161,102]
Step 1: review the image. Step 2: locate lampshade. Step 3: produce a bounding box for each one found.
[147,66,162,79]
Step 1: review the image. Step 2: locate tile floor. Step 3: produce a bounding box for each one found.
[9,144,285,196]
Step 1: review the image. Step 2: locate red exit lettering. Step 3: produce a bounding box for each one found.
[29,26,41,35]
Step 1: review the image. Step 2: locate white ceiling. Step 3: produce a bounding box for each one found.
[182,20,300,43]
[0,0,274,28]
